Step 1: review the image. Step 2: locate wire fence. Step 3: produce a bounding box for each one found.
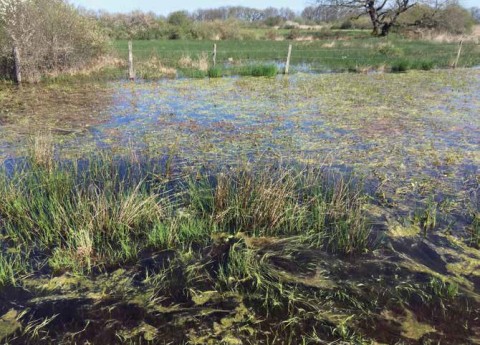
[115,39,480,77]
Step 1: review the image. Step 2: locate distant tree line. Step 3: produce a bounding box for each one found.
[84,3,477,41]
[84,7,299,40]
[0,1,477,82]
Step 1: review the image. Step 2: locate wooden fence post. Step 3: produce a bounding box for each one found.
[453,40,463,69]
[128,40,135,80]
[13,46,22,84]
[285,44,292,74]
[213,43,217,67]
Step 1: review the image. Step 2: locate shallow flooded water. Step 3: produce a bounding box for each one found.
[1,70,479,344]
[1,70,478,229]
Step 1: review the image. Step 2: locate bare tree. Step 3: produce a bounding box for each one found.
[302,4,353,22]
[0,0,107,82]
[315,0,420,35]
[0,0,40,82]
[471,7,480,23]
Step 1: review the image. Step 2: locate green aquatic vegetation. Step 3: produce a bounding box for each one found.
[0,145,372,278]
[207,67,223,78]
[181,69,208,78]
[0,253,26,287]
[1,70,480,343]
[412,196,438,235]
[188,167,371,254]
[0,309,23,342]
[470,212,480,247]
[429,277,459,300]
[0,70,473,251]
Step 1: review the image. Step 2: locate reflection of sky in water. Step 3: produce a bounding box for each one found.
[0,72,479,220]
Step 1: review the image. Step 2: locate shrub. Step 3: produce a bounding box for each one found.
[265,29,279,40]
[286,28,301,40]
[340,20,353,30]
[190,20,242,40]
[0,0,109,82]
[398,4,475,35]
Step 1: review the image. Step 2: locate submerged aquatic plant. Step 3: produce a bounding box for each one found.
[469,212,480,247]
[413,196,438,236]
[429,277,459,300]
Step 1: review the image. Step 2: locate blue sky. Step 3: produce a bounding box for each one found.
[70,0,480,14]
[71,0,307,14]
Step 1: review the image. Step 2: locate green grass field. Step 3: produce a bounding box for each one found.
[112,35,480,76]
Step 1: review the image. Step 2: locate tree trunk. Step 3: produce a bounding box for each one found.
[13,45,22,84]
[367,1,379,36]
[380,23,392,36]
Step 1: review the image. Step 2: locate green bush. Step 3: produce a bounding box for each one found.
[190,20,242,40]
[340,20,353,30]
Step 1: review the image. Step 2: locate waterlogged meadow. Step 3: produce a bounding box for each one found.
[0,69,479,344]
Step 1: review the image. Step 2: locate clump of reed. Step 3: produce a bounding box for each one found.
[0,139,372,280]
[188,166,371,254]
[178,52,209,72]
[471,214,480,247]
[207,67,223,78]
[29,132,55,171]
[137,55,177,79]
[239,64,278,77]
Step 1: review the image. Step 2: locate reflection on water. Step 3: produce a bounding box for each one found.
[1,71,479,230]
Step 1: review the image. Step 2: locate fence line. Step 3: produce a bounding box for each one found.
[128,41,135,80]
[115,47,473,53]
[123,40,470,79]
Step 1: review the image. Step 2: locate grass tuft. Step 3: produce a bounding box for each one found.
[207,67,223,78]
[390,60,410,73]
[239,64,278,77]
[0,144,372,279]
